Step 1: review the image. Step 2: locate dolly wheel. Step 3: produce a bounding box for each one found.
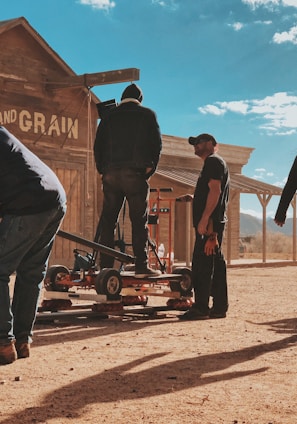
[95,268,123,300]
[44,265,70,292]
[169,267,192,296]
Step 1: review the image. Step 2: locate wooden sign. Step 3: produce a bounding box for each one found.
[47,68,140,90]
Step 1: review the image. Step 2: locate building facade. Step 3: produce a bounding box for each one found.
[0,17,282,269]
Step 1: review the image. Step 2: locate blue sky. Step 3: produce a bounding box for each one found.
[3,0,297,218]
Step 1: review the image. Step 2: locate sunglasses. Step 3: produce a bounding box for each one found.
[193,139,208,145]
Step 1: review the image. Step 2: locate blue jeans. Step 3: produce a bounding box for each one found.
[191,224,228,315]
[99,168,149,269]
[0,205,66,344]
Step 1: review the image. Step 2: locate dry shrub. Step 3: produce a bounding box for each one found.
[247,232,293,254]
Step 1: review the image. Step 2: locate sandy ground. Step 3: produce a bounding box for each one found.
[0,265,297,424]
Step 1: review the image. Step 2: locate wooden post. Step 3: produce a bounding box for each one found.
[257,193,272,264]
[185,201,192,267]
[292,195,296,261]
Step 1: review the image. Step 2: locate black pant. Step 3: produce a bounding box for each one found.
[191,224,228,314]
[99,168,149,269]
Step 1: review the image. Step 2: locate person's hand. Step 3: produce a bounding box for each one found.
[274,219,284,227]
[204,233,219,255]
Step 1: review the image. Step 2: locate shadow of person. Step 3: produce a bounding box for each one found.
[33,314,179,348]
[248,317,297,335]
[2,334,296,423]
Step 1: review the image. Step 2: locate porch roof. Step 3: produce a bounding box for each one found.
[156,166,282,196]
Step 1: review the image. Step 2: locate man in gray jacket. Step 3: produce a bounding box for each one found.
[0,126,66,365]
[94,83,162,277]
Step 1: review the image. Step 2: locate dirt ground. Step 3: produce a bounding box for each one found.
[1,265,297,424]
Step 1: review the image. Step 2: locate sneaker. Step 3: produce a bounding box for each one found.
[134,267,162,278]
[178,307,209,321]
[209,308,226,319]
[0,341,17,365]
[15,342,30,359]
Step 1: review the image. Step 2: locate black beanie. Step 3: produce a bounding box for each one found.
[121,83,143,102]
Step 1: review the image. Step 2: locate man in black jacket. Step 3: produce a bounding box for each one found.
[0,126,66,365]
[94,83,162,277]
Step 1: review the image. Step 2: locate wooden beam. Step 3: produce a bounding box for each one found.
[47,68,140,90]
[57,230,135,263]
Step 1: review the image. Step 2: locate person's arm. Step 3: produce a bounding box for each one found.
[93,120,106,174]
[146,112,162,178]
[274,156,297,226]
[198,178,221,235]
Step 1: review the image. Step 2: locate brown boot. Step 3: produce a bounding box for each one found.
[15,342,30,359]
[0,341,17,365]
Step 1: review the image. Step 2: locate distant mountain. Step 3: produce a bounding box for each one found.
[240,213,262,236]
[267,217,294,235]
[240,213,294,237]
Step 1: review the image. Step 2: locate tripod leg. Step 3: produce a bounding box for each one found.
[148,237,166,272]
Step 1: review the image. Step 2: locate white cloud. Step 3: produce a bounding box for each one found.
[242,0,279,10]
[254,169,275,179]
[151,0,179,10]
[229,22,244,31]
[253,169,273,180]
[274,129,296,135]
[199,100,249,115]
[242,0,297,9]
[283,0,297,6]
[273,25,297,44]
[220,100,250,114]
[78,0,115,10]
[255,20,273,24]
[199,104,226,116]
[199,92,297,135]
[228,20,272,32]
[274,178,287,187]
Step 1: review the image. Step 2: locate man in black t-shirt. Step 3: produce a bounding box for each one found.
[179,133,230,320]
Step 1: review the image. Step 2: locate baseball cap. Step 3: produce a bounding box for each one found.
[188,133,217,146]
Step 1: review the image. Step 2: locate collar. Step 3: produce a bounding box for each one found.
[120,98,141,105]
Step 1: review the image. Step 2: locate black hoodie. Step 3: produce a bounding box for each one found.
[94,86,162,179]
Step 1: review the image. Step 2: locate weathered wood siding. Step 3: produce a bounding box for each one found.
[0,20,100,267]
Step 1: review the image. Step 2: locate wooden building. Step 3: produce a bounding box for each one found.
[0,17,282,270]
[0,17,137,268]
